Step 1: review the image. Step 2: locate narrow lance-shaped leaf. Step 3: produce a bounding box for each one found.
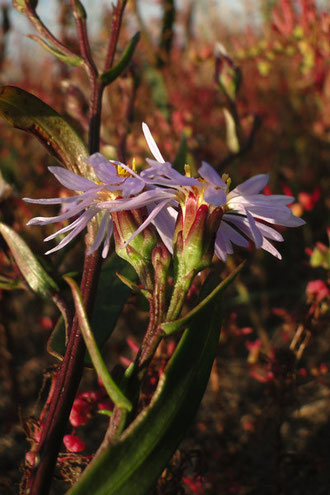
[100,32,141,86]
[66,275,226,495]
[0,222,59,299]
[0,86,94,178]
[28,35,84,67]
[47,255,137,362]
[64,275,132,412]
[161,261,245,335]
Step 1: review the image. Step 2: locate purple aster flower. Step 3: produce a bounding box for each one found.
[141,124,305,261]
[214,171,305,261]
[24,154,174,257]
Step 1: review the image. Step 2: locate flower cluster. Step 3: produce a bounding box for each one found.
[24,124,305,263]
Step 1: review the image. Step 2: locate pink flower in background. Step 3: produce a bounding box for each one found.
[306,280,329,302]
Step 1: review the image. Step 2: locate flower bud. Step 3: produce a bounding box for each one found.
[112,207,158,290]
[152,243,171,280]
[214,42,241,101]
[173,193,223,281]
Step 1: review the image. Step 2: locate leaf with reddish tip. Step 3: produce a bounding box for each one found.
[0,222,59,298]
[0,86,93,178]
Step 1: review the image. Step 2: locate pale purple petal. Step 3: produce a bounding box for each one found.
[223,214,282,258]
[245,205,305,227]
[219,221,250,248]
[142,160,199,187]
[120,176,145,196]
[145,159,163,169]
[204,186,227,207]
[260,237,282,259]
[160,167,199,187]
[229,174,269,197]
[98,188,175,212]
[245,208,263,248]
[102,219,113,259]
[27,196,93,226]
[43,212,94,241]
[199,161,226,188]
[224,214,259,246]
[255,222,284,242]
[142,122,165,163]
[23,194,83,205]
[48,167,96,191]
[228,194,294,207]
[148,204,177,253]
[45,209,96,255]
[86,153,119,183]
[217,226,233,254]
[214,229,229,261]
[87,213,110,254]
[123,199,172,247]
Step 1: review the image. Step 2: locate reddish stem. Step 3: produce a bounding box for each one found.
[25,252,101,495]
[24,1,128,493]
[103,0,127,72]
[70,0,98,78]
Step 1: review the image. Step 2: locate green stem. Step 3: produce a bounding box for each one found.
[166,271,196,322]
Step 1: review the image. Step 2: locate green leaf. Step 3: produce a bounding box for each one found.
[223,108,240,154]
[47,316,66,360]
[28,35,84,67]
[47,255,137,362]
[144,65,169,118]
[0,222,59,298]
[0,275,25,291]
[172,133,187,175]
[63,266,244,494]
[100,32,141,86]
[67,277,223,495]
[90,255,137,352]
[65,275,132,411]
[162,261,245,335]
[0,86,93,178]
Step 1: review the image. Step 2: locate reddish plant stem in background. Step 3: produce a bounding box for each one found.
[70,0,98,78]
[104,0,127,72]
[25,2,128,494]
[26,252,102,495]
